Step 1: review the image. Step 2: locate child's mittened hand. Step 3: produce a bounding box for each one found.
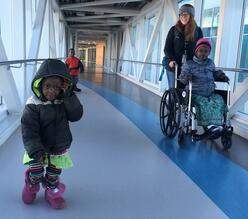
[61,81,68,93]
[219,74,229,82]
[224,76,230,82]
[33,151,45,164]
[62,81,71,97]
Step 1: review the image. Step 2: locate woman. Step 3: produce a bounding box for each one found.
[164,4,203,88]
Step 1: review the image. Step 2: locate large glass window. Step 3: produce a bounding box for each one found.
[238,2,248,115]
[239,3,248,83]
[202,0,220,60]
[130,25,137,76]
[144,16,155,81]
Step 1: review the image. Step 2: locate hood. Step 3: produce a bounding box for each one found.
[31,59,73,99]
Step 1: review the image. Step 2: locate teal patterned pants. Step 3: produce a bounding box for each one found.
[192,93,227,126]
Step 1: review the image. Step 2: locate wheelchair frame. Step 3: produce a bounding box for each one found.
[160,65,233,150]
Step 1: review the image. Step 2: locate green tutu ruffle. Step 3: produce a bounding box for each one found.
[23,151,73,169]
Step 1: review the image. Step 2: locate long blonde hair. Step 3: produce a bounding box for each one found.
[175,15,197,41]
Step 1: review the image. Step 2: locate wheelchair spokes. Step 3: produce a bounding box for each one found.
[160,89,181,138]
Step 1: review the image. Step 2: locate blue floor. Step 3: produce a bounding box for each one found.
[0,83,228,219]
[81,80,248,219]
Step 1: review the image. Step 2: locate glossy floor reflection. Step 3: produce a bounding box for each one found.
[80,64,248,172]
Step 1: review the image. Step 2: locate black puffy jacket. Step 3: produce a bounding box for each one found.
[164,25,203,72]
[21,59,83,158]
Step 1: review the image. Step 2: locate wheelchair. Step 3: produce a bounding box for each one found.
[159,65,233,150]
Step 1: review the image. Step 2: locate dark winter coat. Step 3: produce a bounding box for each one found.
[164,25,203,72]
[21,59,83,159]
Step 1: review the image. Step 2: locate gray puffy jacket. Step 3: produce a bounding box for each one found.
[179,57,223,97]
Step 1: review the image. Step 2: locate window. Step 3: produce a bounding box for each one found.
[239,2,248,83]
[130,25,137,76]
[201,0,220,60]
[31,0,38,26]
[144,16,155,81]
[238,2,248,115]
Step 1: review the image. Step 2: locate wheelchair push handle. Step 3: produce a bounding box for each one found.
[174,63,180,89]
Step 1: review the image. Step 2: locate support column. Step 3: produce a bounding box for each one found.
[0,37,22,113]
[26,0,47,98]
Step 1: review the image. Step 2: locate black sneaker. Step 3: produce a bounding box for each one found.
[74,87,81,92]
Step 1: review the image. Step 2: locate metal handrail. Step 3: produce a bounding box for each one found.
[0,57,66,66]
[0,57,66,105]
[112,58,162,67]
[112,58,248,73]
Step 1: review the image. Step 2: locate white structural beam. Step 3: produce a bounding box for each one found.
[138,0,165,82]
[117,32,126,73]
[78,33,108,37]
[60,0,145,10]
[62,6,140,15]
[158,0,178,91]
[126,27,136,77]
[75,31,78,56]
[105,33,112,73]
[49,0,57,58]
[76,29,111,34]
[78,36,107,40]
[66,14,135,21]
[0,36,22,113]
[70,23,126,27]
[193,0,204,25]
[26,0,47,97]
[67,18,122,24]
[229,77,248,117]
[59,23,65,57]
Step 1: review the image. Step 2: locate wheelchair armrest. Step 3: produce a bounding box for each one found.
[214,78,229,83]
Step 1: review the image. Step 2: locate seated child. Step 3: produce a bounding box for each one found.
[179,38,229,128]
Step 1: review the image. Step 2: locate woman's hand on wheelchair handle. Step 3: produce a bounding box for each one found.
[169,61,176,68]
[186,74,192,81]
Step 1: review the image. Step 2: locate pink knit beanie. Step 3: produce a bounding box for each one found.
[195,38,211,53]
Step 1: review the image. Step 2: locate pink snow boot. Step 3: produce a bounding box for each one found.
[22,169,40,204]
[45,183,66,209]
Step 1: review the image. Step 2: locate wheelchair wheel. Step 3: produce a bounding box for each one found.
[221,135,232,150]
[160,89,181,138]
[178,128,186,146]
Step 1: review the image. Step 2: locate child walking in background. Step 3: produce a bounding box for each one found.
[21,59,83,209]
[179,38,229,128]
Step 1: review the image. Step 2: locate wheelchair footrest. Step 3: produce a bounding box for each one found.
[192,133,206,141]
[192,125,233,142]
[221,126,233,137]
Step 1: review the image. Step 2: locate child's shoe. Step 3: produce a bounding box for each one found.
[22,170,40,204]
[45,182,66,209]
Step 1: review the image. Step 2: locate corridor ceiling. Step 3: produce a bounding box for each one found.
[57,0,152,41]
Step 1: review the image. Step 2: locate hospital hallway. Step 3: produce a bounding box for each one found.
[0,64,248,219]
[1,0,248,218]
